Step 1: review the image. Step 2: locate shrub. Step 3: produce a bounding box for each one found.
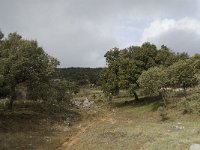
[157,106,168,121]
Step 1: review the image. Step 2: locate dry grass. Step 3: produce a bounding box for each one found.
[63,102,200,150]
[0,100,80,150]
[1,87,200,150]
[59,88,200,150]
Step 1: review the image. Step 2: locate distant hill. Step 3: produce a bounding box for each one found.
[57,67,103,86]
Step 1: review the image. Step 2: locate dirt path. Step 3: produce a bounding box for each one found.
[57,124,87,150]
[55,104,200,150]
[57,112,114,150]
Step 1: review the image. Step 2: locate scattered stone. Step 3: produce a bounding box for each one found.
[73,100,82,107]
[64,121,71,126]
[82,98,94,108]
[189,144,200,150]
[191,129,198,136]
[167,130,171,132]
[173,125,185,130]
[44,137,51,142]
[72,98,95,108]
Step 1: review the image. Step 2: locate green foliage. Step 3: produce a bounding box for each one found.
[27,79,78,103]
[101,41,197,105]
[155,45,178,67]
[157,106,168,121]
[167,60,198,113]
[101,67,120,96]
[167,60,198,89]
[138,66,167,96]
[58,67,103,86]
[138,66,170,106]
[191,54,200,73]
[176,52,189,60]
[135,42,158,70]
[0,32,59,109]
[101,43,171,99]
[0,75,10,97]
[101,48,121,96]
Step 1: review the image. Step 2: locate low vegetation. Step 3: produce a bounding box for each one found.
[58,67,103,86]
[59,88,200,150]
[0,31,200,150]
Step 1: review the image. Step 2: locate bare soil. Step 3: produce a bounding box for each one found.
[0,108,80,150]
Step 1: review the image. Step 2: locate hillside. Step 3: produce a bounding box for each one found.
[57,68,103,86]
[58,87,200,150]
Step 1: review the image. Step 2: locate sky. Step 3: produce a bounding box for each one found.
[0,0,200,67]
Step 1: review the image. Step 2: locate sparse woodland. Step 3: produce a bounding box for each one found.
[101,43,200,112]
[1,31,200,149]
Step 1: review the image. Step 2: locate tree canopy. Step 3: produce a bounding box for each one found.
[101,42,192,101]
[0,32,59,109]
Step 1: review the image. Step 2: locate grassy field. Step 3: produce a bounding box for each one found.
[59,89,200,150]
[1,87,200,150]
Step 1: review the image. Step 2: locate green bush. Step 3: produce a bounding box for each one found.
[157,106,168,121]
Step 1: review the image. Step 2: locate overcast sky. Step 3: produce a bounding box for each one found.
[0,0,200,67]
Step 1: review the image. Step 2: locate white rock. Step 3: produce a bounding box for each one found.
[173,125,184,130]
[189,144,200,150]
[83,98,94,108]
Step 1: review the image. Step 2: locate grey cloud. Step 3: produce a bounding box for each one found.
[145,29,200,55]
[0,0,199,67]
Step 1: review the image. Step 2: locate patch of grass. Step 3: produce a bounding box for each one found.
[62,87,200,150]
[2,87,200,150]
[0,99,81,150]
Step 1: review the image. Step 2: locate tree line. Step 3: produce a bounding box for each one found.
[57,67,103,86]
[1,31,199,112]
[0,31,79,110]
[101,42,200,110]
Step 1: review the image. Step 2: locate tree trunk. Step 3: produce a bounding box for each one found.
[8,86,16,110]
[133,92,139,101]
[183,88,190,114]
[161,91,167,107]
[8,98,14,110]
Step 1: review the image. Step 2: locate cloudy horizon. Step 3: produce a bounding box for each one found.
[1,0,200,67]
